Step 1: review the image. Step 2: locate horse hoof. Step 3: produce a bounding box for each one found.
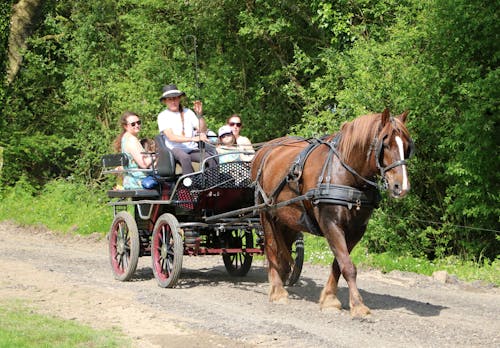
[269,291,290,304]
[269,286,289,304]
[320,297,342,311]
[350,304,371,318]
[272,296,290,305]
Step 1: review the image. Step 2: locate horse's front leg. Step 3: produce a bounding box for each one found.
[320,219,370,318]
[262,213,289,304]
[319,259,342,311]
[343,261,370,318]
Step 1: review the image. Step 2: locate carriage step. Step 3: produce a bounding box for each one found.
[106,189,160,199]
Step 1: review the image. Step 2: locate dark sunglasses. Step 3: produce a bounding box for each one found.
[229,122,241,127]
[128,120,141,127]
[220,133,233,138]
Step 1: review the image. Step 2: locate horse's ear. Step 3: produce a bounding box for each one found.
[381,108,390,126]
[398,110,409,123]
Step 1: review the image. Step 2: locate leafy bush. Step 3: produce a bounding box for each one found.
[0,178,111,235]
[1,134,78,188]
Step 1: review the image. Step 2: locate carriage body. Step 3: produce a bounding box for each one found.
[102,142,304,288]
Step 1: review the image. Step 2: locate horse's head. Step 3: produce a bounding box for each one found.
[375,109,414,198]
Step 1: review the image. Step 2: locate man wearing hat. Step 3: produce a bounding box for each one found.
[157,84,215,174]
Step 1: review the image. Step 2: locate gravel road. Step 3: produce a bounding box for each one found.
[0,221,498,348]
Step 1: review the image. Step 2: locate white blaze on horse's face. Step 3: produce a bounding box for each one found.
[395,136,409,191]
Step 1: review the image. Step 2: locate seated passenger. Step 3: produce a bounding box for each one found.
[215,125,252,187]
[227,114,254,161]
[140,138,156,153]
[157,84,217,174]
[112,111,154,189]
[216,125,240,164]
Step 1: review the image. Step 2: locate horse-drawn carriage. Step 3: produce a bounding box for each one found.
[101,135,304,288]
[102,109,413,318]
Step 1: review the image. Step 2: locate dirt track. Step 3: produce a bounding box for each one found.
[0,220,498,347]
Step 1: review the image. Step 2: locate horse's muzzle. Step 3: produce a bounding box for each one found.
[389,181,410,198]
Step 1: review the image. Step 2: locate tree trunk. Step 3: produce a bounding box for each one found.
[0,146,3,177]
[7,0,43,83]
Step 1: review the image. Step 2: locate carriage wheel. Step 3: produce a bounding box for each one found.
[151,213,183,288]
[108,211,140,281]
[286,232,304,286]
[222,229,253,277]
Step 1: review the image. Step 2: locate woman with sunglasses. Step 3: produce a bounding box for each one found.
[113,111,154,189]
[227,114,254,161]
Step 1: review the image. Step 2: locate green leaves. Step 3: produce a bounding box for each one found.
[0,0,497,262]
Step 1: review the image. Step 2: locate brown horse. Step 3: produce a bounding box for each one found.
[251,109,413,318]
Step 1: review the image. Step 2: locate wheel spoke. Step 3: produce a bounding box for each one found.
[164,258,172,275]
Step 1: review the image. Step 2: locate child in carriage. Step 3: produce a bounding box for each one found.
[215,125,253,187]
[216,125,240,163]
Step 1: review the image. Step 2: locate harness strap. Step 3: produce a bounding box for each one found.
[288,139,322,182]
[308,184,381,210]
[255,135,382,212]
[323,138,380,188]
[254,137,320,205]
[381,159,408,174]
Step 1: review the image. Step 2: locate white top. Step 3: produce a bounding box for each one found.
[157,108,200,152]
[236,136,255,161]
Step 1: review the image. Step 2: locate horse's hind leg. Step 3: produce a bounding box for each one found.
[261,212,289,304]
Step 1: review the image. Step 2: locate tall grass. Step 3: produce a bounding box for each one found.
[0,177,112,235]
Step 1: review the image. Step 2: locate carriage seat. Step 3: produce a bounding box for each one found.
[101,153,160,198]
[154,134,200,179]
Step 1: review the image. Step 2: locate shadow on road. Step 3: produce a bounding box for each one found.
[125,262,447,318]
[288,276,447,317]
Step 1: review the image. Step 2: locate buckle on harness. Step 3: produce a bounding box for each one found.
[355,199,361,210]
[287,163,302,182]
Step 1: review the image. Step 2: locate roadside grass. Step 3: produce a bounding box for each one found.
[0,177,112,236]
[0,299,130,348]
[0,178,498,286]
[305,235,500,286]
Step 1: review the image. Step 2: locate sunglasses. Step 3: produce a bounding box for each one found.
[128,120,141,127]
[229,122,242,127]
[220,133,233,138]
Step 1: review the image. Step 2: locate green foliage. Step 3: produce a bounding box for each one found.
[1,0,498,263]
[292,0,499,260]
[0,178,111,236]
[1,133,78,187]
[0,300,130,347]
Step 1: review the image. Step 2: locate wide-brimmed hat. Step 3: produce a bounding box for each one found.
[218,125,233,137]
[159,84,186,101]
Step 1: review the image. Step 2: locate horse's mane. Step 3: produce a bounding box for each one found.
[336,114,379,164]
[337,113,410,164]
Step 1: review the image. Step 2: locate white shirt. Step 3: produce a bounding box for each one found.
[157,108,200,152]
[236,136,255,161]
